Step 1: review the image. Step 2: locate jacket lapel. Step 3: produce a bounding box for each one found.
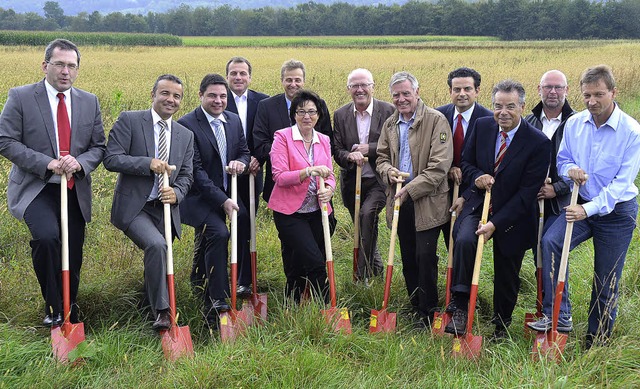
[196,108,221,157]
[495,120,527,176]
[34,81,57,157]
[142,110,155,158]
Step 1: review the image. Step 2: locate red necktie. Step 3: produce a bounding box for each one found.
[494,131,508,173]
[56,93,74,189]
[453,114,464,167]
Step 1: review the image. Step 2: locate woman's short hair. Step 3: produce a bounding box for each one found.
[289,89,323,124]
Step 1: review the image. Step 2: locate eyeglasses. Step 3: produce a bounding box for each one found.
[348,83,374,90]
[295,110,318,117]
[47,61,79,71]
[541,85,566,91]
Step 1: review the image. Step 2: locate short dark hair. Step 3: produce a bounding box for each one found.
[447,67,481,89]
[152,74,183,95]
[199,73,228,94]
[580,64,616,90]
[289,89,323,124]
[226,56,252,76]
[492,79,526,105]
[44,39,81,67]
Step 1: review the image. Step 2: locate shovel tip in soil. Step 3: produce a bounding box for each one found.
[160,325,194,361]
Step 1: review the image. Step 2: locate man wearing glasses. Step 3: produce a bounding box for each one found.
[525,70,575,232]
[333,69,394,282]
[0,39,106,327]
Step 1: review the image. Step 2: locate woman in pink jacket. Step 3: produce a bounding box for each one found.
[268,90,335,304]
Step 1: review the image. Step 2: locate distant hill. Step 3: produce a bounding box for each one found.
[0,0,415,15]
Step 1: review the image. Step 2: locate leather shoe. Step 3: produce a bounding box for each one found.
[445,300,458,313]
[490,326,509,342]
[70,303,80,324]
[43,313,63,327]
[444,309,467,336]
[211,299,231,313]
[237,285,252,297]
[152,310,171,331]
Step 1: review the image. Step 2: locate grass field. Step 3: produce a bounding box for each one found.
[1,40,640,388]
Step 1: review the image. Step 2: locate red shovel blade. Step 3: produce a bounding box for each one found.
[51,322,85,363]
[452,332,483,359]
[369,308,396,333]
[248,293,268,324]
[220,310,251,342]
[431,311,452,336]
[532,330,567,362]
[322,307,352,334]
[160,325,194,361]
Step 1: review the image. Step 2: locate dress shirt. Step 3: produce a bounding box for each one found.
[495,120,520,158]
[453,103,476,139]
[291,124,320,213]
[233,91,248,136]
[540,111,562,139]
[397,113,415,181]
[148,108,173,199]
[44,80,71,162]
[353,100,374,178]
[557,105,640,217]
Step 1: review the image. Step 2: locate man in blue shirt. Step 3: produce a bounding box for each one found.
[528,65,640,349]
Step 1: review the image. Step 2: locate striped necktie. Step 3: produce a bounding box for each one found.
[494,131,508,173]
[157,120,168,197]
[211,118,228,190]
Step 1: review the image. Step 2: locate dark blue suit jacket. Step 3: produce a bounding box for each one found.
[436,103,493,166]
[178,107,250,227]
[458,117,550,255]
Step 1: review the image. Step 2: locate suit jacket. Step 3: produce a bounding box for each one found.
[0,80,106,222]
[227,88,269,197]
[103,109,194,237]
[332,98,395,193]
[253,93,333,202]
[459,117,550,255]
[178,108,250,228]
[268,126,335,215]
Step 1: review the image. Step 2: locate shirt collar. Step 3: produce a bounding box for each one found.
[232,90,248,102]
[151,108,172,131]
[201,106,227,124]
[291,124,319,144]
[396,111,416,125]
[500,119,521,140]
[44,79,71,101]
[586,103,621,131]
[455,103,475,123]
[541,110,562,122]
[353,100,374,117]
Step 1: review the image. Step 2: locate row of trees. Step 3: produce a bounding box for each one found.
[1,0,640,40]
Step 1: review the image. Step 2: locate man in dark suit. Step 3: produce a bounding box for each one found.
[436,67,493,249]
[333,68,394,281]
[0,39,106,327]
[444,80,550,338]
[103,74,194,331]
[178,74,250,324]
[225,56,269,294]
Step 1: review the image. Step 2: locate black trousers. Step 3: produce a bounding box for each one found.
[396,198,441,318]
[273,210,329,304]
[237,173,261,286]
[451,210,526,327]
[23,184,85,316]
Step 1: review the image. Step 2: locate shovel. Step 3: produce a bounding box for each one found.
[369,172,409,334]
[432,182,459,336]
[220,170,251,342]
[524,197,546,331]
[532,178,584,362]
[51,174,86,363]
[452,189,491,359]
[159,169,194,361]
[352,156,368,282]
[318,176,352,334]
[240,172,268,324]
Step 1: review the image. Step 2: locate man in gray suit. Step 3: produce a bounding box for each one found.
[0,39,106,327]
[333,68,394,281]
[103,74,194,331]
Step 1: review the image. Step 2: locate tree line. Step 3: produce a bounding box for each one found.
[1,0,639,40]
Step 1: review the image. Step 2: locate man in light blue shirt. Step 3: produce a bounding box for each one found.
[528,65,640,349]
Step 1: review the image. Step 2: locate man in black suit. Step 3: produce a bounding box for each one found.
[225,56,269,295]
[444,80,550,338]
[178,74,250,324]
[436,67,493,248]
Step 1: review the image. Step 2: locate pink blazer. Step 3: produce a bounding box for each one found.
[268,126,335,215]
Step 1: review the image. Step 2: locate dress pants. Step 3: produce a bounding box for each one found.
[237,173,261,286]
[24,184,85,317]
[124,201,170,315]
[341,176,385,279]
[273,210,329,304]
[396,197,441,319]
[451,210,526,327]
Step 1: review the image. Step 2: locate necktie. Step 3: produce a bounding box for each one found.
[494,131,508,173]
[56,93,74,189]
[212,119,228,190]
[157,120,168,197]
[453,114,464,167]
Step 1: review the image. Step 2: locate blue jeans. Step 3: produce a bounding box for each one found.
[540,199,637,338]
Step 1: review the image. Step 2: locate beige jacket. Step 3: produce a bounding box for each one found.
[376,99,453,231]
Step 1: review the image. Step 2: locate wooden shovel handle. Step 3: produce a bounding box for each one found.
[470,190,491,285]
[162,165,177,275]
[318,176,333,263]
[557,176,587,282]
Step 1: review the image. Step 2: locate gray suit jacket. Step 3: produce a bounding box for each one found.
[103,109,194,237]
[0,80,106,222]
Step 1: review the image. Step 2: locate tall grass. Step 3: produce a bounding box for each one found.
[0,41,639,387]
[0,30,182,46]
